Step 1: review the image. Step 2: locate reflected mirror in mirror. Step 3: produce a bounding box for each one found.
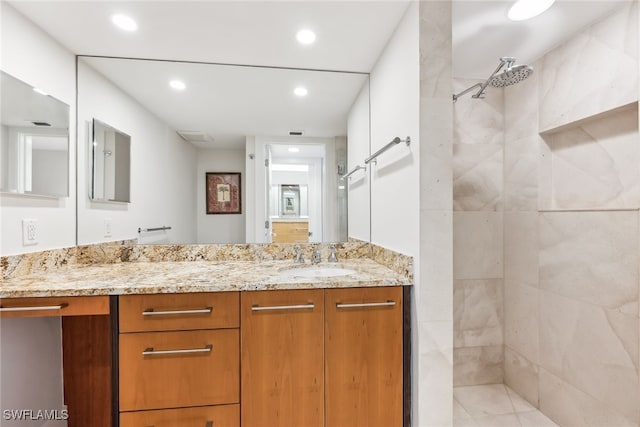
[77,56,369,245]
[0,71,69,197]
[90,119,131,203]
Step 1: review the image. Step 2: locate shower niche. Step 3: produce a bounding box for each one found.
[539,102,640,210]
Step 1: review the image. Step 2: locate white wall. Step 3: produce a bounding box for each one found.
[0,5,74,424]
[346,81,371,241]
[77,61,197,245]
[0,3,76,256]
[196,149,246,243]
[369,2,420,256]
[32,150,67,196]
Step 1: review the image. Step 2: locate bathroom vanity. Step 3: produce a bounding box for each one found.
[0,250,412,427]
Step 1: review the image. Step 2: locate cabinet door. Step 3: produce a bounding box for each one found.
[120,404,239,427]
[241,289,324,427]
[325,287,403,427]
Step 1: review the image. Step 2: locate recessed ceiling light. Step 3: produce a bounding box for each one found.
[288,147,300,153]
[33,87,48,96]
[294,87,308,97]
[296,29,316,45]
[508,0,556,21]
[169,80,186,91]
[111,14,138,32]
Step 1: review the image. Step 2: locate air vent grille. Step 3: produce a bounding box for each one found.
[176,131,213,143]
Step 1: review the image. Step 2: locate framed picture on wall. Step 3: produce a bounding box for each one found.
[206,172,241,214]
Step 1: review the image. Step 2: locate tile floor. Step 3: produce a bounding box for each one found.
[454,384,558,427]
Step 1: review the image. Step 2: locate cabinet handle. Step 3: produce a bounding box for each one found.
[336,301,396,309]
[142,344,212,356]
[251,303,315,311]
[142,307,212,316]
[0,303,68,312]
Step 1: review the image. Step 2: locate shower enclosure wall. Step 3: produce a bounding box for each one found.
[453,2,640,425]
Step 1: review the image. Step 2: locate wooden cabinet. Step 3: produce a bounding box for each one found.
[241,289,324,427]
[271,221,309,243]
[119,292,240,424]
[325,287,404,427]
[241,287,405,427]
[0,295,110,318]
[120,404,239,427]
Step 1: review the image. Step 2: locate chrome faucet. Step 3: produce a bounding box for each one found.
[328,244,338,262]
[294,246,305,263]
[311,245,322,264]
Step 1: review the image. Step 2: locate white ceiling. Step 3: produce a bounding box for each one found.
[80,57,368,148]
[9,1,411,73]
[7,0,630,150]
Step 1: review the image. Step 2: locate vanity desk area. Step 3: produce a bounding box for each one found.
[0,243,413,427]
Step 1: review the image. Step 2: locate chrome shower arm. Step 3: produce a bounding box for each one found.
[452,82,483,102]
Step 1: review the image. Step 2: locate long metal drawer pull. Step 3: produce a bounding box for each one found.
[142,344,212,356]
[0,303,68,312]
[336,301,396,309]
[251,303,315,311]
[142,307,212,316]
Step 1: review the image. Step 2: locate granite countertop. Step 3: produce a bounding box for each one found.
[0,259,412,298]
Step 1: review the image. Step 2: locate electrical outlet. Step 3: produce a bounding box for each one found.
[22,219,38,246]
[104,218,112,238]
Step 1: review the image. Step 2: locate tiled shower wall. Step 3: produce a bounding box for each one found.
[502,3,640,426]
[452,79,505,386]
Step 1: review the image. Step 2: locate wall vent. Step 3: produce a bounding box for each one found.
[289,130,304,136]
[176,130,213,143]
[32,121,51,127]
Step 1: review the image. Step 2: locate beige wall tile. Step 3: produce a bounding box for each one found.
[453,212,503,280]
[504,347,539,409]
[539,211,639,315]
[539,3,638,132]
[454,279,503,348]
[504,136,539,212]
[504,283,539,363]
[453,144,503,211]
[539,290,639,423]
[539,368,637,427]
[453,346,504,386]
[453,79,504,146]
[504,212,538,287]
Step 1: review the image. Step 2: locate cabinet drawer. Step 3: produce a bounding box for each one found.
[119,329,239,411]
[120,404,239,427]
[119,292,239,332]
[0,296,109,318]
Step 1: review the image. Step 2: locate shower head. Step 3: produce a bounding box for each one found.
[488,64,533,88]
[452,57,533,102]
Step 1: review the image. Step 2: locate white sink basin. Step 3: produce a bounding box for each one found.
[278,266,356,278]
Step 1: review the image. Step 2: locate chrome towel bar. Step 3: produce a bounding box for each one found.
[365,136,411,165]
[341,165,366,180]
[137,226,172,233]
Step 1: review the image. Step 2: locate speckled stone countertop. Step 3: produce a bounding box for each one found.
[0,259,412,298]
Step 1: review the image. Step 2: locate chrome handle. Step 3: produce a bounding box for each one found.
[142,307,212,316]
[142,344,212,356]
[252,303,315,311]
[336,301,396,309]
[0,303,68,312]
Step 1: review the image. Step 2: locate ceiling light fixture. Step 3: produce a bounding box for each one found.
[294,87,308,97]
[288,147,300,153]
[111,14,138,32]
[296,29,316,45]
[169,80,186,90]
[507,0,556,21]
[32,87,49,96]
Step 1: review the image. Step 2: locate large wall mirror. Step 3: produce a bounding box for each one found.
[1,71,70,197]
[76,56,370,245]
